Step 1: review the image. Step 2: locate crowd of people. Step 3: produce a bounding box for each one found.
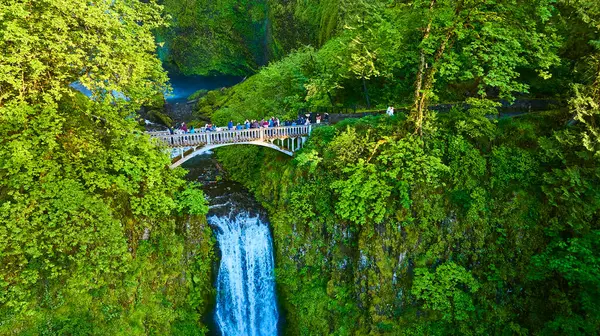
[230,117,281,130]
[168,113,330,135]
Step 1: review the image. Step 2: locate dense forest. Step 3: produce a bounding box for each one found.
[1,0,600,335]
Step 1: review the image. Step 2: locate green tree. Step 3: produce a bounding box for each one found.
[0,1,212,333]
[408,0,560,134]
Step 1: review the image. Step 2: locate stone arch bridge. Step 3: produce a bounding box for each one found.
[149,125,312,168]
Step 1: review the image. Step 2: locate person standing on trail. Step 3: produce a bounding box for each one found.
[386,106,395,116]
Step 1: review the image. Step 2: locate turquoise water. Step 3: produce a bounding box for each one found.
[166,72,243,102]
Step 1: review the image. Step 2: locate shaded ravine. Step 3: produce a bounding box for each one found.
[183,154,280,336]
[161,70,243,124]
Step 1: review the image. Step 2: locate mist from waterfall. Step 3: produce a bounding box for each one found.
[209,213,279,336]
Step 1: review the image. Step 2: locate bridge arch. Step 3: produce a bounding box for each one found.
[171,141,296,168]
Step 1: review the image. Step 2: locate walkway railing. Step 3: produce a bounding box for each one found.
[151,125,311,148]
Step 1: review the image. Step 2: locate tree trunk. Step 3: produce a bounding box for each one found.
[327,91,335,107]
[412,0,437,136]
[417,29,453,125]
[413,0,463,137]
[362,75,371,109]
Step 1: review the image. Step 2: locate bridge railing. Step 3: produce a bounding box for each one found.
[150,125,311,148]
[147,130,171,136]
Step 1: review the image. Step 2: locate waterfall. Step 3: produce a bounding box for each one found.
[210,213,279,336]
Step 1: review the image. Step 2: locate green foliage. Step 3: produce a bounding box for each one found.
[146,109,173,127]
[194,0,567,126]
[413,262,480,333]
[0,0,168,106]
[159,0,269,75]
[0,1,214,334]
[331,159,393,225]
[182,0,600,334]
[188,89,208,101]
[215,109,600,334]
[160,0,353,76]
[176,183,209,216]
[4,0,600,334]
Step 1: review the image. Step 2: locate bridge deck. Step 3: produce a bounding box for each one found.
[150,125,311,148]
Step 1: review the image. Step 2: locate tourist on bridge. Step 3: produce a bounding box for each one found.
[236,123,243,130]
[245,119,250,129]
[268,118,274,128]
[275,117,280,127]
[190,126,195,134]
[228,120,234,130]
[180,122,188,133]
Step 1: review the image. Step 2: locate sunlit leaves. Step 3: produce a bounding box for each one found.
[0,0,167,107]
[176,183,209,216]
[331,159,392,225]
[413,262,480,331]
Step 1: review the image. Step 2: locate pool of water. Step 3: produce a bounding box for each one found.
[166,71,243,103]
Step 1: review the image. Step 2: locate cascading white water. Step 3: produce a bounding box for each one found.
[210,213,279,336]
